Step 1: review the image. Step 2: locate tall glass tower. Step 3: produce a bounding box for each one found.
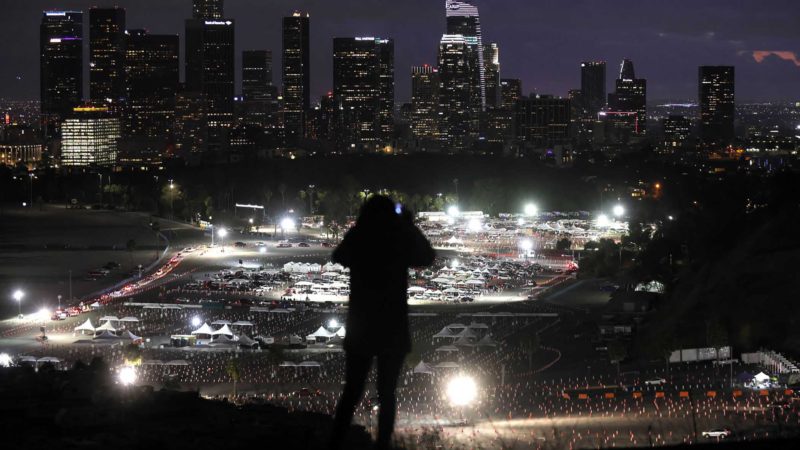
[445,0,485,111]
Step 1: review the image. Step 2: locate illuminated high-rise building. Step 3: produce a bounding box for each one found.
[282,11,310,143]
[580,61,606,116]
[445,0,485,111]
[185,11,235,147]
[124,30,179,139]
[662,115,691,152]
[89,7,126,103]
[333,37,395,151]
[515,94,571,148]
[61,106,121,167]
[698,66,735,149]
[40,10,83,137]
[608,58,646,134]
[438,34,475,151]
[193,0,223,20]
[411,65,440,140]
[242,50,274,100]
[483,43,500,108]
[500,79,522,109]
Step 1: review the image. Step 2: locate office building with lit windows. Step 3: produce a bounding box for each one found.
[282,11,310,143]
[89,7,126,103]
[61,106,121,167]
[699,65,735,149]
[40,10,83,137]
[411,65,440,140]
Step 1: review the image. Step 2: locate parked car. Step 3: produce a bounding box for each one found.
[277,242,292,248]
[298,242,310,247]
[644,378,667,386]
[701,429,732,439]
[234,241,246,248]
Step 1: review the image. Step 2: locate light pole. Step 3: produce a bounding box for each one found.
[13,289,24,318]
[28,173,34,207]
[98,173,103,204]
[308,184,315,215]
[218,227,228,253]
[57,294,62,310]
[169,180,175,219]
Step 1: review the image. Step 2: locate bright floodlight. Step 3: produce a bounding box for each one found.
[524,203,538,216]
[612,204,625,217]
[259,246,267,254]
[280,217,295,231]
[520,239,533,251]
[451,259,459,269]
[517,218,524,226]
[13,289,24,302]
[119,366,137,386]
[191,316,202,327]
[38,308,50,318]
[467,218,482,233]
[217,227,228,238]
[596,214,611,228]
[447,205,460,217]
[0,353,11,368]
[248,218,254,224]
[447,375,477,406]
[328,319,339,329]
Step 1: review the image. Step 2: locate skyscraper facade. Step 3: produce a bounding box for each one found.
[608,58,646,134]
[698,66,735,149]
[500,79,522,109]
[333,37,394,151]
[242,50,273,101]
[515,94,571,149]
[89,7,126,103]
[438,34,475,151]
[193,0,223,20]
[282,12,310,143]
[445,0,485,111]
[40,11,83,137]
[580,61,606,117]
[124,30,179,139]
[410,65,440,140]
[483,43,500,109]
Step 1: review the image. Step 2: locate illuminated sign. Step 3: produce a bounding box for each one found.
[204,20,232,26]
[73,106,109,112]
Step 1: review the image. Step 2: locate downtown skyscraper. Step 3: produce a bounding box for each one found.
[282,12,310,144]
[410,65,440,141]
[699,66,735,150]
[40,10,83,137]
[608,58,647,135]
[580,61,607,117]
[89,7,126,103]
[185,0,235,149]
[445,0,486,111]
[333,37,394,152]
[438,34,476,151]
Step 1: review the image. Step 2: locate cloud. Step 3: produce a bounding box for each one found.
[750,50,800,67]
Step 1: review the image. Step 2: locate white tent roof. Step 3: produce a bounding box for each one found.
[754,372,770,382]
[94,330,120,339]
[191,323,215,335]
[119,316,139,322]
[90,301,101,308]
[74,318,95,332]
[237,334,258,346]
[453,336,476,347]
[279,361,296,367]
[413,361,434,374]
[298,361,321,368]
[309,326,335,338]
[447,323,467,330]
[96,321,117,332]
[335,326,346,338]
[211,320,231,325]
[99,315,119,322]
[142,360,163,365]
[232,320,254,326]
[433,327,455,338]
[165,360,189,366]
[211,324,234,336]
[19,356,38,362]
[407,286,426,293]
[468,322,489,329]
[435,345,460,352]
[121,330,142,341]
[37,356,61,363]
[435,361,461,368]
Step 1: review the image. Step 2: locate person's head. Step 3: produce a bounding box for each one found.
[356,195,397,230]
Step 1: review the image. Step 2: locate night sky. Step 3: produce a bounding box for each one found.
[1,0,799,102]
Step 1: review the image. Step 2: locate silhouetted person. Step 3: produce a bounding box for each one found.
[329,195,435,450]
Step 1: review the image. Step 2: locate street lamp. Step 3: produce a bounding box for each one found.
[12,289,23,318]
[218,227,228,252]
[524,203,538,217]
[191,316,202,328]
[596,214,611,228]
[328,319,339,329]
[447,205,460,217]
[612,204,625,218]
[169,180,175,219]
[280,217,295,238]
[520,239,533,260]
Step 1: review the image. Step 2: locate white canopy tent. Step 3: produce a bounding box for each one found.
[413,361,434,374]
[335,327,346,338]
[191,323,215,336]
[435,361,461,369]
[211,324,234,337]
[165,360,189,366]
[119,316,139,323]
[432,327,456,339]
[435,345,460,353]
[232,320,254,327]
[95,321,118,333]
[476,334,498,347]
[99,316,120,323]
[74,319,95,334]
[211,320,231,325]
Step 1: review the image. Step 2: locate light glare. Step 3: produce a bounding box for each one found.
[447,375,477,406]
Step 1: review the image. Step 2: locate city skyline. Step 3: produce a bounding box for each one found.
[1,0,799,103]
